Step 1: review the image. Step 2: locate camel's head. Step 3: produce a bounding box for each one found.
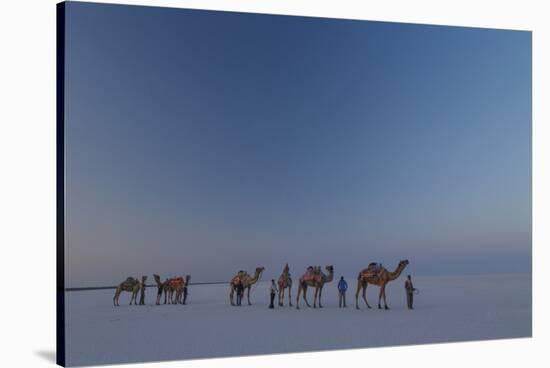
[325,265,334,273]
[185,275,191,283]
[400,260,409,268]
[255,266,265,274]
[283,263,289,272]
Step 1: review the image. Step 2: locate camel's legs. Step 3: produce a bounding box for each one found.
[318,286,324,308]
[382,285,389,309]
[139,289,145,305]
[288,285,293,307]
[229,285,235,306]
[296,285,302,309]
[313,287,319,308]
[113,288,121,306]
[303,285,311,307]
[247,286,252,305]
[378,286,383,309]
[355,281,361,309]
[278,288,284,306]
[355,281,371,309]
[362,284,371,309]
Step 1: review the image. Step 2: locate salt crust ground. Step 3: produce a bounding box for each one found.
[65,273,531,366]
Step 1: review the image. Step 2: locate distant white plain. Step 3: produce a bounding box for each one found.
[65,273,531,366]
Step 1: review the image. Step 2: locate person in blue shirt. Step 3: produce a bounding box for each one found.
[337,276,348,308]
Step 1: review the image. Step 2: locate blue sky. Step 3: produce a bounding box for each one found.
[64,3,531,287]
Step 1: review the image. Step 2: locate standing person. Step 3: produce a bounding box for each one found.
[337,276,348,308]
[139,275,147,305]
[236,280,244,306]
[182,284,188,305]
[269,279,278,309]
[405,275,415,309]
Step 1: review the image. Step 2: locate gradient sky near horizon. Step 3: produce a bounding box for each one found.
[64,2,531,287]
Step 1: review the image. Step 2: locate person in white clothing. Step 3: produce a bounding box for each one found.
[269,279,278,309]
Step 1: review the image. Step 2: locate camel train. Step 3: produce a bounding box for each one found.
[113,274,191,307]
[113,260,409,310]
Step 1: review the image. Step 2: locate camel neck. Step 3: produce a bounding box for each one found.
[388,265,405,281]
[251,270,263,283]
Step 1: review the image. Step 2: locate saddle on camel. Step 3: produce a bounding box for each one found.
[359,263,385,279]
[300,266,323,284]
[231,270,249,284]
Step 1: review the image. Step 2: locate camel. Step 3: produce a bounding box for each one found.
[162,275,191,304]
[165,277,184,304]
[113,277,141,306]
[229,267,265,306]
[138,275,147,305]
[277,263,293,307]
[355,259,409,310]
[296,265,334,309]
[153,274,170,305]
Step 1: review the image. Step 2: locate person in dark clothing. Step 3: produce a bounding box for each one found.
[405,275,415,309]
[139,275,147,305]
[236,281,244,306]
[337,276,348,308]
[182,285,188,305]
[269,279,278,309]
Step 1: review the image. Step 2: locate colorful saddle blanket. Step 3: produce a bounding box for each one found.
[232,271,249,284]
[360,263,384,278]
[300,269,322,283]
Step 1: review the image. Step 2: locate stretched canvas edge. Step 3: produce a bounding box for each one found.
[56,2,66,367]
